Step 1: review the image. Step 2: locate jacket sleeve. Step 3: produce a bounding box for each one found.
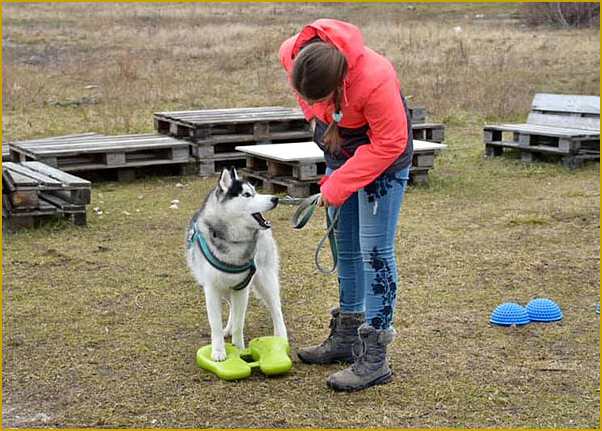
[320,78,408,206]
[279,35,314,121]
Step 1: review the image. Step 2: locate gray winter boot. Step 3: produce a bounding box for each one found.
[297,307,365,364]
[326,323,395,391]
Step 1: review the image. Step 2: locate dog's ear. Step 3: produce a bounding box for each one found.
[230,166,239,181]
[218,168,233,193]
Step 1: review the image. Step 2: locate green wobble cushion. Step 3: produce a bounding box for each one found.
[196,343,252,381]
[248,336,293,376]
[196,336,292,380]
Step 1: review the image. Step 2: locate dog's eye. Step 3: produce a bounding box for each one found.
[243,192,252,198]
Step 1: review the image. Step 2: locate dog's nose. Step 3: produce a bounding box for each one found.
[271,196,279,206]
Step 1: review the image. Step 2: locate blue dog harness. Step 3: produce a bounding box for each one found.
[189,223,256,291]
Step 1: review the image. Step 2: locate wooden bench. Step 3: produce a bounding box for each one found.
[484,93,600,167]
[236,140,447,197]
[8,133,192,180]
[2,161,91,230]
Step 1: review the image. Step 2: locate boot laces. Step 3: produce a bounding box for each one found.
[320,316,337,345]
[350,338,367,374]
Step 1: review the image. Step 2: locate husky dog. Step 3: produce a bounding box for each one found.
[185,167,287,361]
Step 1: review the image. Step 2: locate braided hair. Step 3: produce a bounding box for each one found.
[292,42,348,152]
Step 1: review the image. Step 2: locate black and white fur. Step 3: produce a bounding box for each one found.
[185,167,287,361]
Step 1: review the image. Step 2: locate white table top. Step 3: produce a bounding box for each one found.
[235,140,446,163]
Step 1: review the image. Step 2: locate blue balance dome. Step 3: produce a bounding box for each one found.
[490,302,530,326]
[597,302,600,315]
[525,298,562,322]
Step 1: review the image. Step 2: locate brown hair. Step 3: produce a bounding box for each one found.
[292,42,348,151]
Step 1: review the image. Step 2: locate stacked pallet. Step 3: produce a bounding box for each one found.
[154,107,312,176]
[2,161,91,230]
[410,106,445,143]
[238,142,325,197]
[236,140,447,197]
[484,94,599,168]
[8,133,192,181]
[408,141,448,186]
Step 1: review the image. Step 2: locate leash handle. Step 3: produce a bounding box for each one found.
[291,194,339,275]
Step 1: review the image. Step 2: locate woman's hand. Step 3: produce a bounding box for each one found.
[317,194,331,208]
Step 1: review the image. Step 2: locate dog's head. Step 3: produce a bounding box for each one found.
[215,167,278,230]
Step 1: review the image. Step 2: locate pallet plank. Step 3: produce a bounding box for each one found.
[2,162,60,187]
[20,161,91,187]
[526,112,600,131]
[485,123,598,138]
[531,93,600,116]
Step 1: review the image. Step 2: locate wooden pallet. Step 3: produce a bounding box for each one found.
[408,166,434,187]
[4,133,103,162]
[241,168,321,198]
[412,123,445,143]
[2,161,91,230]
[154,107,312,143]
[484,125,599,154]
[191,134,314,159]
[8,133,192,174]
[484,93,600,167]
[241,165,436,195]
[195,152,249,177]
[409,106,427,124]
[408,141,447,186]
[236,140,446,196]
[236,142,326,181]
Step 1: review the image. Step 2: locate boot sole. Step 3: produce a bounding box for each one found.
[326,371,393,392]
[297,352,354,365]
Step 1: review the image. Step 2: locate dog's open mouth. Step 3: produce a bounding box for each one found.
[252,212,271,229]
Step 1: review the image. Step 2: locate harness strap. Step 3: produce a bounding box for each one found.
[290,193,340,275]
[190,224,256,291]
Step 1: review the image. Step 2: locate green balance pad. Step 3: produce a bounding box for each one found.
[196,336,292,381]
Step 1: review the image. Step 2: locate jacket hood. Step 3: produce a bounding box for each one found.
[290,19,365,69]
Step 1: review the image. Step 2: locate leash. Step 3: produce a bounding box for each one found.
[286,194,340,275]
[189,224,256,291]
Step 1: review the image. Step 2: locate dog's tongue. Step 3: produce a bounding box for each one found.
[252,212,271,229]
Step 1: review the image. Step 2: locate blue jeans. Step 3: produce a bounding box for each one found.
[327,167,410,330]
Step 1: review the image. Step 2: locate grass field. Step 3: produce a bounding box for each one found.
[2,2,600,429]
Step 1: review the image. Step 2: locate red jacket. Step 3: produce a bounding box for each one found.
[279,19,410,206]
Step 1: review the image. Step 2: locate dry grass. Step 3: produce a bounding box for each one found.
[3,2,599,139]
[2,2,600,429]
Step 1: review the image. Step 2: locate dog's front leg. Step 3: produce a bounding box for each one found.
[254,271,288,340]
[229,287,250,350]
[204,286,227,361]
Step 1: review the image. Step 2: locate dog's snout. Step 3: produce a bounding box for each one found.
[271,196,279,207]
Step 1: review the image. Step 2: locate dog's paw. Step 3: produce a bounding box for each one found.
[211,347,228,362]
